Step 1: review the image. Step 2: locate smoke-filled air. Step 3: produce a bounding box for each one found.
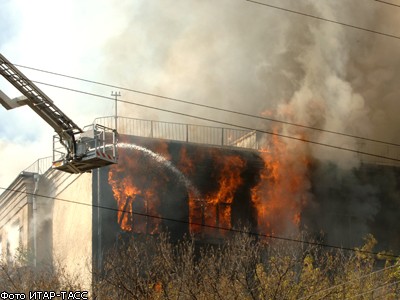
[101,0,400,246]
[103,1,399,146]
[1,0,400,248]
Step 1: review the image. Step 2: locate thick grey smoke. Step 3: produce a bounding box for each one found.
[101,0,399,161]
[101,0,400,247]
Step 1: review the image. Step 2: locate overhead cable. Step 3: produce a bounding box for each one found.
[0,186,398,259]
[298,264,398,300]
[375,0,400,8]
[32,80,400,164]
[245,0,400,40]
[12,63,400,148]
[348,279,400,299]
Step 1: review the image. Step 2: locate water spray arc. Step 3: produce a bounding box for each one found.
[117,142,201,198]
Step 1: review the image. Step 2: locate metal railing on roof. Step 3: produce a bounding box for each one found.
[94,116,400,166]
[21,117,400,175]
[94,116,260,150]
[23,156,53,175]
[20,118,260,176]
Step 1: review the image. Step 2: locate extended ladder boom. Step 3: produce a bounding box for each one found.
[0,53,118,173]
[0,53,82,137]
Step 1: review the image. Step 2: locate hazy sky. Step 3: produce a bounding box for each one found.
[0,0,399,188]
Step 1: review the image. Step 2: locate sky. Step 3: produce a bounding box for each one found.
[1,0,400,189]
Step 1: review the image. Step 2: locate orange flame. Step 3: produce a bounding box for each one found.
[108,140,171,233]
[251,127,310,235]
[109,130,310,238]
[203,155,245,235]
[179,148,246,236]
[178,147,202,233]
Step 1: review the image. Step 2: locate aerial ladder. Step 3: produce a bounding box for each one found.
[0,53,118,173]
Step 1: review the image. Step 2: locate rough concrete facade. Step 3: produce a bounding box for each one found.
[0,118,399,291]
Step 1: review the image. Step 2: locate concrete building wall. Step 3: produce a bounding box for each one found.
[0,169,93,288]
[46,171,93,289]
[0,173,35,261]
[93,135,263,265]
[1,119,399,291]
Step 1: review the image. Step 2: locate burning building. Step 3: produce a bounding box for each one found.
[0,116,399,290]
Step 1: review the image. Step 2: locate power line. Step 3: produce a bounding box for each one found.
[32,80,400,164]
[299,264,398,300]
[0,185,398,259]
[13,63,400,148]
[245,0,400,40]
[375,0,400,8]
[373,282,400,300]
[348,279,400,299]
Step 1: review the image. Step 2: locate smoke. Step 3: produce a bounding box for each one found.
[118,142,200,197]
[0,0,131,189]
[4,222,20,259]
[102,0,288,123]
[100,1,400,246]
[1,0,397,247]
[0,136,51,189]
[102,1,400,160]
[273,2,400,246]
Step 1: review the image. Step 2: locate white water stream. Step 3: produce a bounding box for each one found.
[117,142,201,199]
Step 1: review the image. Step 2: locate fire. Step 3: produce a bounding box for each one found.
[251,127,311,235]
[203,155,245,234]
[108,139,170,233]
[178,147,202,232]
[179,147,246,235]
[108,129,310,238]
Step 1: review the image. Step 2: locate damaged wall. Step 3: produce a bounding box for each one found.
[94,134,400,262]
